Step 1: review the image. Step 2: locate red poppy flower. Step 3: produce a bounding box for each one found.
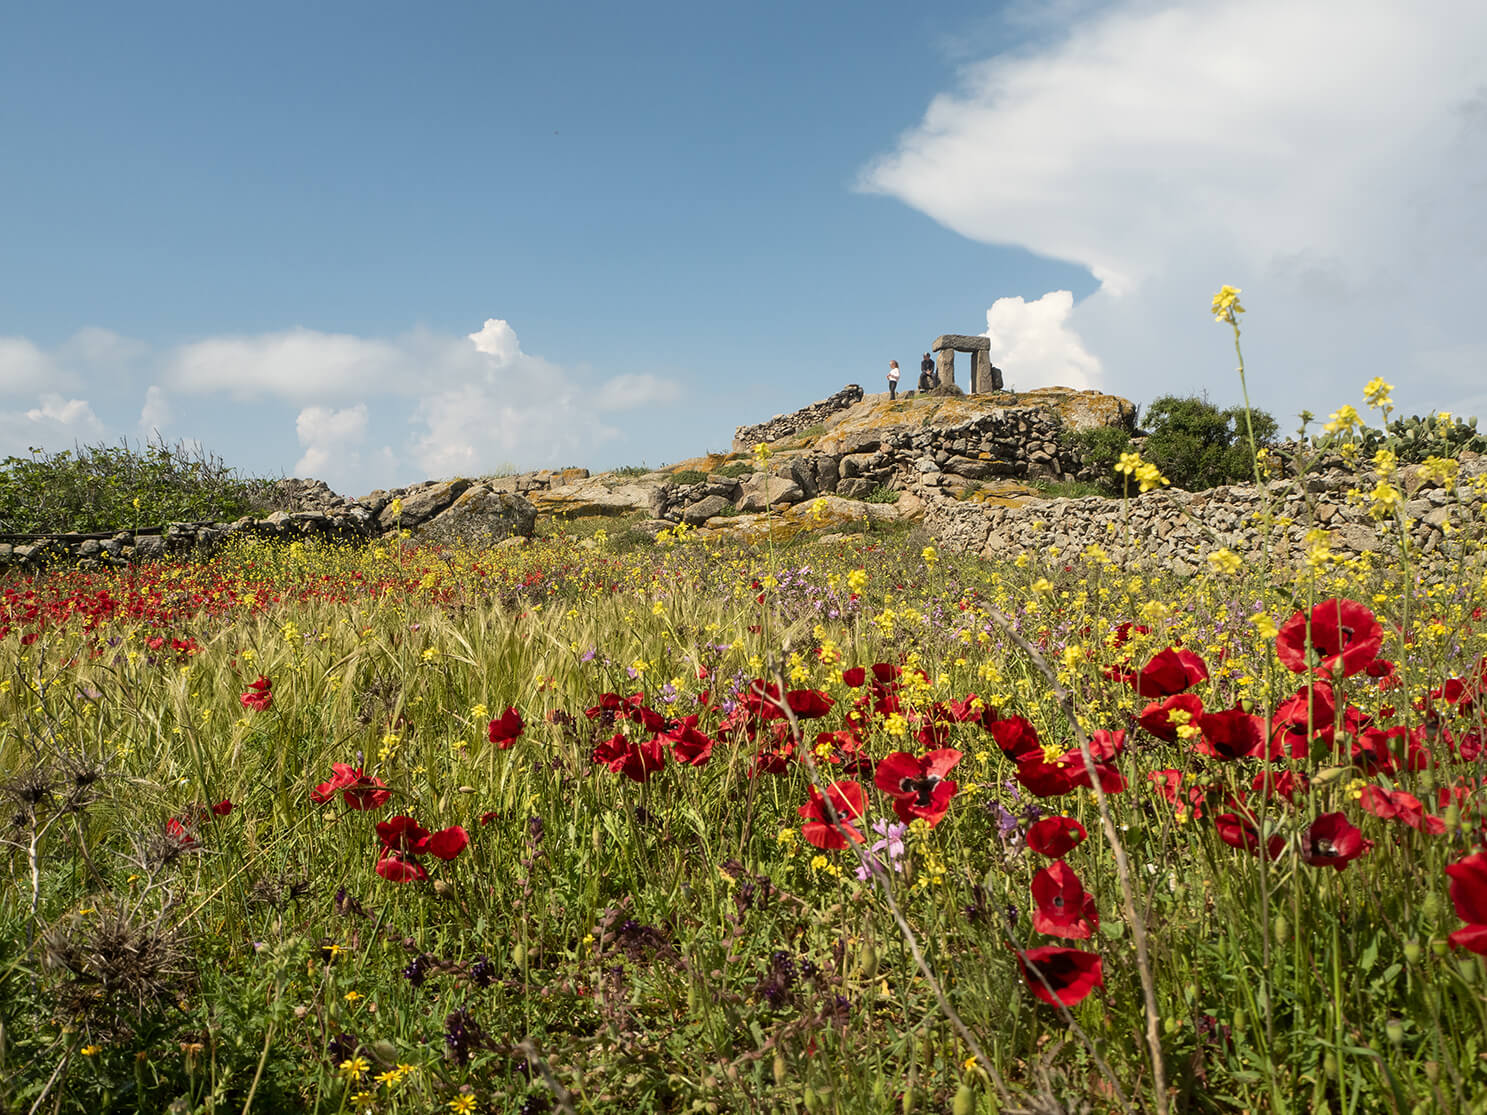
[1086,729,1126,761]
[1358,786,1447,833]
[1275,598,1384,678]
[1214,812,1286,860]
[1266,682,1340,759]
[211,799,234,816]
[942,695,995,725]
[1299,812,1372,870]
[592,733,667,782]
[426,825,469,861]
[1061,751,1128,794]
[1031,862,1099,939]
[874,749,961,826]
[989,716,1043,761]
[665,724,715,766]
[376,815,431,854]
[798,780,867,849]
[165,816,199,847]
[786,688,835,719]
[376,852,428,883]
[1027,816,1087,858]
[1138,693,1205,743]
[239,675,273,712]
[487,706,524,748]
[1119,647,1209,697]
[1251,769,1308,805]
[1005,750,1072,797]
[1445,852,1487,955]
[311,763,391,810]
[841,666,866,687]
[1195,707,1265,761]
[1016,945,1104,1007]
[871,662,902,686]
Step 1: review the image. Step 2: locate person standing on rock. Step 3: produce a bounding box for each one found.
[887,360,900,401]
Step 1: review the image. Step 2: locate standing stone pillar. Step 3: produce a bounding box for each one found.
[936,349,956,388]
[972,349,990,394]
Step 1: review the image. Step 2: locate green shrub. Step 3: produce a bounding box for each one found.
[669,469,707,486]
[862,484,899,504]
[1140,394,1277,490]
[611,465,649,478]
[715,462,754,478]
[0,440,278,534]
[1065,426,1134,494]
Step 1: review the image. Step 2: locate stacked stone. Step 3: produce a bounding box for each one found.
[731,385,865,452]
[922,458,1487,577]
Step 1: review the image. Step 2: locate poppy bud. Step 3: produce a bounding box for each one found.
[1386,1019,1405,1046]
[1231,1009,1247,1031]
[1444,803,1461,832]
[856,943,879,982]
[1404,940,1422,964]
[772,1051,788,1088]
[1432,939,1450,957]
[370,1039,398,1065]
[900,1087,918,1115]
[1422,892,1442,920]
[802,1085,821,1112]
[952,1082,976,1115]
[511,942,526,968]
[1272,914,1290,947]
[1323,1052,1338,1080]
[1163,1016,1179,1035]
[1458,958,1478,984]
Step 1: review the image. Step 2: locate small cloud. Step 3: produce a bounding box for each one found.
[467,319,521,365]
[0,393,105,450]
[169,328,407,401]
[138,385,172,438]
[0,337,64,395]
[593,373,683,411]
[294,403,369,485]
[985,291,1101,389]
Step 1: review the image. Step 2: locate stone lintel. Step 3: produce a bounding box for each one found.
[932,333,990,353]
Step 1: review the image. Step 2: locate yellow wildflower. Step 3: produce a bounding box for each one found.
[1210,285,1244,323]
[1206,548,1241,575]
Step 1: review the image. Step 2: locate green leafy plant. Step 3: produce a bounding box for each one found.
[0,440,279,534]
[861,483,899,504]
[714,462,753,478]
[668,469,707,486]
[1140,394,1278,490]
[610,465,650,479]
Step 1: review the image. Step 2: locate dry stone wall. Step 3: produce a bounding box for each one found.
[0,474,546,571]
[731,385,865,452]
[923,458,1487,577]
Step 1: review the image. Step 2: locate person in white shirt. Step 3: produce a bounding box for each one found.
[887,360,901,400]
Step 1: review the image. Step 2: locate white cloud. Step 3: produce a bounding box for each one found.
[294,403,370,482]
[0,393,105,451]
[168,328,409,401]
[0,317,682,486]
[863,0,1487,419]
[592,372,683,412]
[0,337,64,395]
[467,318,521,364]
[138,384,172,438]
[984,291,1100,390]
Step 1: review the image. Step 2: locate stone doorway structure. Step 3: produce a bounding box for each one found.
[932,334,1002,394]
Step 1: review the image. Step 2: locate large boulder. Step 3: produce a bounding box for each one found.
[379,479,473,531]
[411,486,536,546]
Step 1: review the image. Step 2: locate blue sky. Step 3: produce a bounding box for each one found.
[3,1,1484,494]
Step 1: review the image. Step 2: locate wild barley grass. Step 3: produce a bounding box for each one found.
[1,463,1485,1113]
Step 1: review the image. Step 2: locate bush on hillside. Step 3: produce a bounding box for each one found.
[0,440,278,534]
[1068,394,1278,494]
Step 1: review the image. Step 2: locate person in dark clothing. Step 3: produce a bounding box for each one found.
[919,353,936,393]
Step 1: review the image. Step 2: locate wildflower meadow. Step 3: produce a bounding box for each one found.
[3,299,1486,1114]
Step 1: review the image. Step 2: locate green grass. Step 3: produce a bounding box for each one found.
[4,462,1485,1111]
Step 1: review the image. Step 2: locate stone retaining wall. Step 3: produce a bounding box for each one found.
[731,385,865,452]
[0,476,542,571]
[922,458,1487,575]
